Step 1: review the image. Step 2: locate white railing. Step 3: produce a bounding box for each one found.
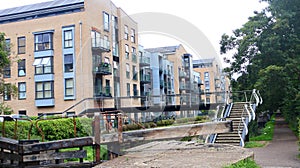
[244,104,252,121]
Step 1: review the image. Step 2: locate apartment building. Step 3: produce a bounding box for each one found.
[0,0,140,116]
[193,58,229,103]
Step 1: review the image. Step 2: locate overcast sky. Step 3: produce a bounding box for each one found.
[0,0,268,65]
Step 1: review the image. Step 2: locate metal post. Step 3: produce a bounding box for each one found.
[118,113,123,143]
[94,113,101,163]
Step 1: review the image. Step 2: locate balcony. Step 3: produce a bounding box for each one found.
[94,62,112,75]
[94,86,112,97]
[139,56,150,67]
[92,37,110,52]
[132,53,137,63]
[140,74,151,84]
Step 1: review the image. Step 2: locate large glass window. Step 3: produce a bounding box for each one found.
[126,64,130,79]
[133,84,138,96]
[125,44,129,59]
[33,57,53,74]
[131,29,135,43]
[127,83,130,96]
[36,81,54,99]
[18,82,26,100]
[103,12,110,31]
[64,30,73,48]
[34,33,53,51]
[124,25,128,40]
[132,65,137,80]
[64,54,73,72]
[18,59,26,77]
[91,30,101,48]
[65,78,74,97]
[18,37,26,54]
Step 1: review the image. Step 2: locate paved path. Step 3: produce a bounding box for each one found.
[251,117,299,168]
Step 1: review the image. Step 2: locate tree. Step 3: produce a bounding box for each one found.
[220,0,300,131]
[0,32,15,115]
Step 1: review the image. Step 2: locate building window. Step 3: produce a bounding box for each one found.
[18,59,26,77]
[36,81,54,99]
[204,72,209,80]
[127,83,130,96]
[131,29,135,43]
[132,65,137,80]
[3,65,11,78]
[18,82,26,100]
[18,36,26,54]
[5,39,10,55]
[124,25,128,40]
[19,110,26,115]
[3,84,11,101]
[34,33,53,51]
[132,47,136,62]
[64,54,73,72]
[205,81,210,89]
[64,30,73,48]
[133,84,138,96]
[125,44,129,59]
[126,63,130,79]
[91,30,101,48]
[65,78,74,97]
[103,12,110,31]
[33,57,53,74]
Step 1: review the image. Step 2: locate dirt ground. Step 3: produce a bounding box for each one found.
[95,141,253,168]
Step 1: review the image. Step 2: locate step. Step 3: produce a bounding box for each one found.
[216,136,240,140]
[215,140,241,143]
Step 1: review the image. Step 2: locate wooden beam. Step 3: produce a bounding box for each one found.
[21,137,93,154]
[100,121,232,143]
[0,137,19,152]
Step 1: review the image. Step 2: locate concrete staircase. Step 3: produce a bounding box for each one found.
[214,103,248,146]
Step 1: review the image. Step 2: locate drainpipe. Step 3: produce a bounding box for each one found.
[79,21,83,98]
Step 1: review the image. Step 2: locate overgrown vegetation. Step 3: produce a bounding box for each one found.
[223,158,260,168]
[221,0,300,133]
[250,117,275,141]
[245,115,275,148]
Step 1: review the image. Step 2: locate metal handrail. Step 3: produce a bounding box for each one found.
[244,104,252,121]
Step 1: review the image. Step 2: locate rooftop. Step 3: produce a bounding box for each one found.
[193,58,216,64]
[145,45,180,54]
[0,0,84,24]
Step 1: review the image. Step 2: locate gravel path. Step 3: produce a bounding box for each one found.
[251,117,299,168]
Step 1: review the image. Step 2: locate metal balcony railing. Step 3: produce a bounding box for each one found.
[94,62,112,75]
[139,56,150,66]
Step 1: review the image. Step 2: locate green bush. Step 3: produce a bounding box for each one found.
[0,117,93,141]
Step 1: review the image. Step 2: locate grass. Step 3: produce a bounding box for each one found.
[246,115,275,148]
[245,141,267,148]
[223,158,260,168]
[250,116,275,141]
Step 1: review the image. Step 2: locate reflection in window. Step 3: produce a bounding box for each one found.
[64,54,73,72]
[18,37,26,54]
[18,82,26,100]
[64,30,73,48]
[65,78,74,97]
[36,81,53,99]
[34,33,53,51]
[18,59,26,77]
